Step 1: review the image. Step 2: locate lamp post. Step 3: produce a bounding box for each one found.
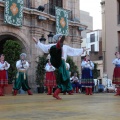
[48,32,54,43]
[39,35,46,44]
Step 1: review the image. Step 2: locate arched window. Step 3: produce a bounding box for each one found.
[49,0,63,7]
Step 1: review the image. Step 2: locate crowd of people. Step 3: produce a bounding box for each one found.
[0,34,119,99]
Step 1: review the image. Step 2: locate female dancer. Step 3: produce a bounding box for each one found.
[45,59,56,95]
[0,54,10,96]
[81,55,94,95]
[112,52,120,96]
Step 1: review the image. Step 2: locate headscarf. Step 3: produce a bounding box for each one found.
[20,53,27,58]
[53,33,63,42]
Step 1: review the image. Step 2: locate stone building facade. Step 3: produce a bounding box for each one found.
[0,0,85,91]
[101,0,120,79]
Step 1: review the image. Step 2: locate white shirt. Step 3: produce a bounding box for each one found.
[70,76,79,83]
[112,58,120,65]
[81,60,94,70]
[36,41,83,61]
[94,79,99,86]
[16,60,29,70]
[0,61,10,70]
[45,63,55,72]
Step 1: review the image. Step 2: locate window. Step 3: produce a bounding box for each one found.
[90,34,95,42]
[117,0,120,24]
[99,56,103,60]
[91,44,95,52]
[49,0,63,7]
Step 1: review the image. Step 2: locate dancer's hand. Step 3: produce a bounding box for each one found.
[32,37,38,44]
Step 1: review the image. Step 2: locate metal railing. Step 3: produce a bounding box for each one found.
[44,3,72,21]
[24,0,31,8]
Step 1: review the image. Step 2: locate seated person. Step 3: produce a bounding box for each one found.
[98,80,104,92]
[70,72,80,93]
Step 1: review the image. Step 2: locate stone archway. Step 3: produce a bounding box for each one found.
[0,32,30,56]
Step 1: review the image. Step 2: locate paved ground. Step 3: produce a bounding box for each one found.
[0,93,120,120]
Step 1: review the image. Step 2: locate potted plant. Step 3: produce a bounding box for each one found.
[36,55,46,93]
[3,40,22,94]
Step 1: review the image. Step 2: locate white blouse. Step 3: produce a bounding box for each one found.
[71,76,79,83]
[112,58,120,65]
[36,41,83,61]
[16,60,29,70]
[81,60,94,70]
[45,63,55,72]
[0,61,10,70]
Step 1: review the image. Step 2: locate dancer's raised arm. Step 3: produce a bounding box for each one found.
[62,45,90,60]
[32,37,55,53]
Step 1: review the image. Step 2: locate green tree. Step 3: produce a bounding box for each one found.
[3,40,22,84]
[36,56,46,87]
[66,56,79,76]
[92,63,99,79]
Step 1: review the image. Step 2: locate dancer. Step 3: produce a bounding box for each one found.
[81,55,94,95]
[13,53,32,96]
[0,54,10,96]
[112,52,120,96]
[45,59,56,95]
[33,34,88,100]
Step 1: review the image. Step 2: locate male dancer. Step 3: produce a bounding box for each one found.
[13,53,32,95]
[33,34,89,99]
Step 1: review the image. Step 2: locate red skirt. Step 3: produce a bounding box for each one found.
[113,67,120,84]
[44,72,56,87]
[0,70,8,86]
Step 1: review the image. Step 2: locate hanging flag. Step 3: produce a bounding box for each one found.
[4,0,24,27]
[55,7,69,35]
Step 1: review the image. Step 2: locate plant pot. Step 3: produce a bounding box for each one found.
[4,84,13,95]
[37,87,44,93]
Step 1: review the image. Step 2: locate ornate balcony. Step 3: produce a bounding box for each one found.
[44,3,72,21]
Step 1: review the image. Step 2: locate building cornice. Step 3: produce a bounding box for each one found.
[0,1,87,28]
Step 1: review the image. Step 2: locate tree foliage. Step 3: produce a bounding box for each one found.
[92,63,99,79]
[36,56,46,87]
[66,56,79,76]
[3,40,22,84]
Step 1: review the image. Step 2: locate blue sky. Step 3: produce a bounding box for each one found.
[80,0,102,30]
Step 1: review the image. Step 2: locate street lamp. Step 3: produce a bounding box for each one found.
[48,32,54,43]
[39,35,46,44]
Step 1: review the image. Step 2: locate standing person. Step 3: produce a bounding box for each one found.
[81,55,94,95]
[33,34,88,100]
[112,52,120,96]
[45,59,56,95]
[13,53,32,96]
[0,54,10,96]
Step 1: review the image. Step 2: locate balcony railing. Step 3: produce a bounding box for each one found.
[44,3,72,21]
